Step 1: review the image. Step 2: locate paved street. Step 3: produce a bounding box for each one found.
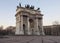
[0,36,60,43]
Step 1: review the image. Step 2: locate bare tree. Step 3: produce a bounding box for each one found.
[52,21,60,25]
[52,21,60,36]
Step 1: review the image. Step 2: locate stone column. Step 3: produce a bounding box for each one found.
[15,14,20,35]
[27,17,31,35]
[41,18,45,35]
[15,22,20,35]
[35,17,40,35]
[20,15,24,35]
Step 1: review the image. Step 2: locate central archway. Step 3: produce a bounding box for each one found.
[29,19,34,35]
[23,24,26,35]
[29,19,34,28]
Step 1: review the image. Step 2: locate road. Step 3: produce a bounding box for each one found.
[0,35,60,43]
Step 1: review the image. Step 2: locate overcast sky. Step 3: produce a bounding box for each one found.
[0,0,60,28]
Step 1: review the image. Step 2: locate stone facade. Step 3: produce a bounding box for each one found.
[15,4,45,35]
[44,25,60,36]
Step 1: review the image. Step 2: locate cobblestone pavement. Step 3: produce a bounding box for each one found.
[0,36,60,43]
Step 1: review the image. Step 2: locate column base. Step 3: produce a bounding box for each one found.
[36,32,40,35]
[15,31,24,35]
[28,32,31,35]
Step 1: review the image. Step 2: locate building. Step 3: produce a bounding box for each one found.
[44,25,60,36]
[51,25,60,36]
[15,4,45,35]
[43,26,52,35]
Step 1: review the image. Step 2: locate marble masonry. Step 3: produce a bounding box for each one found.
[15,4,45,35]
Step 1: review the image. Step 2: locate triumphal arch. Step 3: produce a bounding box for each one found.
[15,4,44,35]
